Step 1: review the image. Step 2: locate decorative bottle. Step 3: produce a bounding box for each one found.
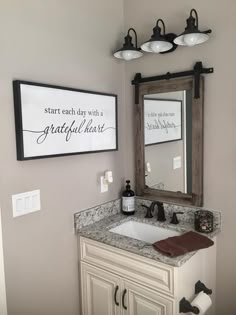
[122,180,135,215]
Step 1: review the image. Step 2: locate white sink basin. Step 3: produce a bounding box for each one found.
[109,220,181,244]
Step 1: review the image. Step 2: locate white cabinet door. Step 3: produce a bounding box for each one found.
[81,262,121,315]
[123,280,175,315]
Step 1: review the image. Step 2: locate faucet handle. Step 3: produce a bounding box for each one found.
[155,202,166,222]
[170,212,184,224]
[142,204,153,218]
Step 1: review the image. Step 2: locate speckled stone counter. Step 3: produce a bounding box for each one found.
[76,206,220,267]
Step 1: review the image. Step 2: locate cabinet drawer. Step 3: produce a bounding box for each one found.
[80,237,175,297]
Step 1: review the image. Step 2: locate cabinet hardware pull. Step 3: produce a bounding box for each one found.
[122,289,127,310]
[114,285,119,306]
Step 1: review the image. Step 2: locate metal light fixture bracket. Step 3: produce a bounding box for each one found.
[187,9,212,35]
[125,28,138,49]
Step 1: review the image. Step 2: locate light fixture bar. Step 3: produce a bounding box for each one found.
[113,9,212,60]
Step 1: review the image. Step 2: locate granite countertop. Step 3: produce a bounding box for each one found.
[78,210,220,267]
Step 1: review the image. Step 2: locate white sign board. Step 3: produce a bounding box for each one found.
[13,81,117,160]
[144,99,182,145]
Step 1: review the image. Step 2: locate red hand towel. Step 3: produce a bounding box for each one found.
[153,231,214,257]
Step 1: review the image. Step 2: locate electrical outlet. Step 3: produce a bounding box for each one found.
[100,176,108,193]
[12,190,41,217]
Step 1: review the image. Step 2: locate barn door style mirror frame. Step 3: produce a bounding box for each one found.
[132,62,214,206]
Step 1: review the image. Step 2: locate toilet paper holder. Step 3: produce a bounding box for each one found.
[179,280,212,313]
[179,298,200,314]
[195,280,212,295]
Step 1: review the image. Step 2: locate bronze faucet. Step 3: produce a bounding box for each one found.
[142,201,166,221]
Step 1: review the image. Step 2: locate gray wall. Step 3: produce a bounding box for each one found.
[0,208,7,315]
[124,0,236,314]
[0,1,125,314]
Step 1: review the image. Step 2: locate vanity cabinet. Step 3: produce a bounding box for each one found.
[79,236,216,315]
[81,262,173,315]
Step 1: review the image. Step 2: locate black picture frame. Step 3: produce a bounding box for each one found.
[144,98,182,146]
[13,80,118,160]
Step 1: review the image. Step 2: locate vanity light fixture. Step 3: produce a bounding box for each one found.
[141,19,174,54]
[113,9,212,61]
[113,28,143,61]
[174,9,212,47]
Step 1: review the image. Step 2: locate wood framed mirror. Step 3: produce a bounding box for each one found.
[135,76,204,206]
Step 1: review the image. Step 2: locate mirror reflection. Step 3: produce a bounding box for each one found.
[144,90,192,194]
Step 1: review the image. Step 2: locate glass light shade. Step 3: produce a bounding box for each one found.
[174,32,209,46]
[141,40,173,53]
[113,49,143,60]
[113,28,143,61]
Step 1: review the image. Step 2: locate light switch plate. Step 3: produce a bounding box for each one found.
[12,190,41,217]
[173,156,182,170]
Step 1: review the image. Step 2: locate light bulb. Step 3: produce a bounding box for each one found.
[150,41,162,53]
[183,33,202,46]
[150,41,172,53]
[120,50,133,60]
[120,50,142,60]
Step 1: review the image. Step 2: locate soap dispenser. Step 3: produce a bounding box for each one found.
[122,180,135,215]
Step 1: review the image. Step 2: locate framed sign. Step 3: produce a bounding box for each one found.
[13,80,118,160]
[144,98,182,146]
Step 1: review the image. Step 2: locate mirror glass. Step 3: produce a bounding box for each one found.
[144,90,192,194]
